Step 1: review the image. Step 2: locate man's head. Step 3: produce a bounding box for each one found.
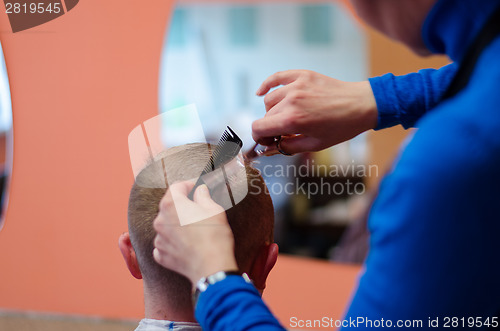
[350,0,437,55]
[119,143,277,317]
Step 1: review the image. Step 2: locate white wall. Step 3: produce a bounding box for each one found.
[159,3,367,146]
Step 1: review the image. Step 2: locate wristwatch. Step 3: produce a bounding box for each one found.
[192,270,252,307]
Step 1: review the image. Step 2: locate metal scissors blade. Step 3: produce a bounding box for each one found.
[243,142,281,162]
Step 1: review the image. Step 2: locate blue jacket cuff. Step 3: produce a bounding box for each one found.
[369,74,401,130]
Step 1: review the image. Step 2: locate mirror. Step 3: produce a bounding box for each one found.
[0,41,13,231]
[159,2,370,260]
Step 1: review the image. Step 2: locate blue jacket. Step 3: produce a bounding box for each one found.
[196,0,500,329]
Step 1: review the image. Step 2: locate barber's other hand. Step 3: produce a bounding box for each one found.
[253,70,378,154]
[153,182,238,285]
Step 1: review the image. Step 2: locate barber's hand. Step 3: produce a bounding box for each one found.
[153,182,238,285]
[253,70,378,154]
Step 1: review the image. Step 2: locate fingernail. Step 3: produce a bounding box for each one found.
[198,184,209,194]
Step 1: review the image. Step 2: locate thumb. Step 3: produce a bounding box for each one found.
[193,184,224,222]
[193,185,222,210]
[279,135,322,154]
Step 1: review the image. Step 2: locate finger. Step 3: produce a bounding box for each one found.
[256,70,301,96]
[169,181,197,208]
[278,135,323,154]
[261,134,299,154]
[153,234,176,263]
[153,210,177,232]
[251,113,291,145]
[193,184,224,213]
[157,184,195,227]
[153,233,167,251]
[263,85,290,112]
[153,247,169,268]
[170,181,195,196]
[193,184,210,204]
[254,136,275,146]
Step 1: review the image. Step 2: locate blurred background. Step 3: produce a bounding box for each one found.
[159,2,369,260]
[156,1,449,262]
[0,0,448,329]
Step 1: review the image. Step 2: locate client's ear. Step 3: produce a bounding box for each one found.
[118,232,143,280]
[249,243,278,294]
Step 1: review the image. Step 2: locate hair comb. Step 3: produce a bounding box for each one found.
[188,126,243,199]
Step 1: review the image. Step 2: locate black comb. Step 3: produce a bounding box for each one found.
[188,126,243,199]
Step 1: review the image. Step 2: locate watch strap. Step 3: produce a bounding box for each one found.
[192,271,252,307]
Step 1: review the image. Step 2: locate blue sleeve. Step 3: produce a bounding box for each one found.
[370,63,457,130]
[342,101,500,328]
[195,276,286,331]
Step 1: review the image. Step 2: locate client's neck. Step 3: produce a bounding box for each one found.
[143,284,197,323]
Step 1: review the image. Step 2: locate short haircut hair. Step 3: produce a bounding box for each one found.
[127,143,274,308]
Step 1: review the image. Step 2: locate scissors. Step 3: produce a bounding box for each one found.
[243,136,293,162]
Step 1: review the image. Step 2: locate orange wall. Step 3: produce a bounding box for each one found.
[265,256,360,327]
[0,0,173,318]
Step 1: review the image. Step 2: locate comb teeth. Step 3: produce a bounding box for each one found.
[202,126,243,174]
[188,126,243,200]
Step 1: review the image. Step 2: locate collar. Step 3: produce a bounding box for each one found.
[422,0,500,63]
